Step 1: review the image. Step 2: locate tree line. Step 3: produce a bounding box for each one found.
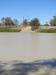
[0,17,19,27]
[0,16,56,29]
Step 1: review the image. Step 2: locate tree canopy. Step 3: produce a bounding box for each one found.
[0,16,56,28]
[1,17,18,27]
[22,19,28,26]
[50,16,56,26]
[30,18,40,30]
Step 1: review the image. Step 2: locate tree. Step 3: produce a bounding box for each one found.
[23,19,28,26]
[1,17,15,27]
[50,16,56,26]
[13,19,19,26]
[1,17,5,24]
[30,18,40,30]
[44,22,49,26]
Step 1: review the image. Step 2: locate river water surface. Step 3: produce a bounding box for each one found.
[0,32,56,62]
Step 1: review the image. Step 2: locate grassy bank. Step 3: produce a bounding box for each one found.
[0,27,56,33]
[0,28,21,32]
[38,28,56,33]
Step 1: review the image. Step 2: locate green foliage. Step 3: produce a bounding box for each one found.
[13,19,19,25]
[23,19,28,26]
[39,29,56,33]
[1,17,18,27]
[50,16,56,26]
[30,18,40,30]
[0,28,21,32]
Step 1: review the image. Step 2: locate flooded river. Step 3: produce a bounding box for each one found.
[0,32,56,62]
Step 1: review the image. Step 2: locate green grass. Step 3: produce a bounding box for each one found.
[39,28,56,33]
[1,27,56,33]
[0,28,21,32]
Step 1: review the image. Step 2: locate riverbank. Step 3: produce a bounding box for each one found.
[0,27,56,33]
[35,28,56,33]
[0,28,21,32]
